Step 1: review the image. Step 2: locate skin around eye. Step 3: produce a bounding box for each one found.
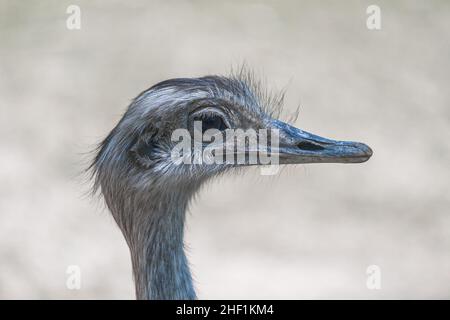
[193,113,228,133]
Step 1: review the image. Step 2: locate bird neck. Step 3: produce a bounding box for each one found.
[126,193,196,300]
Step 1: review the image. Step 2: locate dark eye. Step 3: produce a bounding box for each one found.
[193,114,228,133]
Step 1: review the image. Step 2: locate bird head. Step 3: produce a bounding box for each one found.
[91,74,372,210]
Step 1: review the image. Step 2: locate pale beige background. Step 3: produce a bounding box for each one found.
[0,0,449,299]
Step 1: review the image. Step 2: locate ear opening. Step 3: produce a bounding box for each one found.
[129,135,158,169]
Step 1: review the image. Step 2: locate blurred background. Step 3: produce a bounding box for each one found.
[0,0,449,299]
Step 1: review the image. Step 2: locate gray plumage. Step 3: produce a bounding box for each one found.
[89,72,372,300]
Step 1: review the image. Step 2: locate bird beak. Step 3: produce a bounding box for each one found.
[270,119,373,164]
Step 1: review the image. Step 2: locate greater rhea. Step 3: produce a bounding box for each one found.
[90,74,372,299]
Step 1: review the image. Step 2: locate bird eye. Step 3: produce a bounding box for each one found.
[193,113,228,133]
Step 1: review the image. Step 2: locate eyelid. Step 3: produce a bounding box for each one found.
[190,106,231,128]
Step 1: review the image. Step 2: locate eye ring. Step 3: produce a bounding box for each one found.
[189,107,231,134]
[192,113,228,133]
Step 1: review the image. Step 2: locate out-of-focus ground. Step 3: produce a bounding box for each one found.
[0,0,449,299]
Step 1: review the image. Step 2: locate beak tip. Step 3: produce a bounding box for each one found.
[356,142,373,162]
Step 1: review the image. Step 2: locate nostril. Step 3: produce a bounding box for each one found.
[296,141,325,151]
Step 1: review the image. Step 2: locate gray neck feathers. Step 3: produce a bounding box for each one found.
[112,189,197,300]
